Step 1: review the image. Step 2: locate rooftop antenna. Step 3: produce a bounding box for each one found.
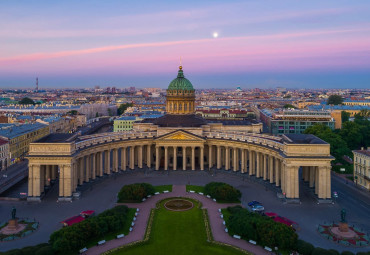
[36,77,39,92]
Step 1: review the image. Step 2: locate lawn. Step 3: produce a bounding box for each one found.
[85,207,137,248]
[112,198,248,255]
[186,184,204,193]
[154,184,173,193]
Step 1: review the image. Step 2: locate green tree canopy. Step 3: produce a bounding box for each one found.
[327,95,343,105]
[283,104,296,109]
[341,111,350,123]
[19,97,35,105]
[117,103,133,115]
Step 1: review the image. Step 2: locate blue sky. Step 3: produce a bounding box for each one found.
[0,0,369,89]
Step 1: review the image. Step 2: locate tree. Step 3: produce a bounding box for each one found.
[341,111,350,123]
[283,104,296,109]
[117,103,133,115]
[327,95,343,105]
[95,112,99,118]
[67,110,78,115]
[19,97,35,105]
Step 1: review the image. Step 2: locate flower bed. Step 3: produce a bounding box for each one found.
[318,223,370,247]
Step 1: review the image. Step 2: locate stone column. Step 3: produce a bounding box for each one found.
[315,166,319,195]
[62,164,73,198]
[285,165,299,199]
[318,166,331,199]
[200,147,204,171]
[85,155,90,182]
[138,145,143,169]
[281,162,286,194]
[92,153,96,179]
[182,146,187,170]
[269,156,274,183]
[146,145,151,168]
[217,146,221,169]
[209,145,213,169]
[263,154,267,180]
[98,152,103,176]
[191,146,195,170]
[121,147,127,171]
[241,149,245,173]
[309,166,315,188]
[155,146,160,170]
[105,150,111,174]
[256,152,260,178]
[59,164,64,197]
[28,164,34,197]
[164,146,169,171]
[225,147,230,170]
[173,147,177,170]
[275,158,280,186]
[112,149,118,172]
[79,158,84,185]
[130,146,135,170]
[249,150,253,175]
[233,147,238,171]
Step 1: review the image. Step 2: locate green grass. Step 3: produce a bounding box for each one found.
[186,185,204,193]
[85,208,137,248]
[112,198,248,255]
[154,185,173,193]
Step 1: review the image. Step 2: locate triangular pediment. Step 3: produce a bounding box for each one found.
[155,130,205,141]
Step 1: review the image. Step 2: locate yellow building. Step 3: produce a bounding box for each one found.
[353,149,370,191]
[0,123,49,165]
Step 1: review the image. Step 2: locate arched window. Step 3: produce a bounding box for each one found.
[179,103,182,111]
[184,103,187,111]
[174,103,177,111]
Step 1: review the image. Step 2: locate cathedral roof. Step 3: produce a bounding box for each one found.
[167,66,194,91]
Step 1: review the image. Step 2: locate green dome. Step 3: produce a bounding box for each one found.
[168,67,194,91]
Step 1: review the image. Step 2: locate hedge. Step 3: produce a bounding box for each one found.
[117,183,155,202]
[226,206,297,249]
[49,205,129,253]
[204,182,241,202]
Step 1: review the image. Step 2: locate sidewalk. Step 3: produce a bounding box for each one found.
[85,185,269,255]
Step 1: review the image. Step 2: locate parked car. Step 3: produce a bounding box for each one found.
[250,204,265,212]
[247,200,261,207]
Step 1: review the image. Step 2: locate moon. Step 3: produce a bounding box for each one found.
[213,32,219,38]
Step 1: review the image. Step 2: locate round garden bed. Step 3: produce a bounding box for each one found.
[164,199,194,211]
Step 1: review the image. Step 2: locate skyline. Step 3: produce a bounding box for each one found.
[1,0,370,89]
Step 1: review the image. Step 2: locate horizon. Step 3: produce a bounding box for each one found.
[1,0,370,89]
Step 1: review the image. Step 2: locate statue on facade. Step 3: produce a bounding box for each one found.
[11,206,16,220]
[340,208,346,223]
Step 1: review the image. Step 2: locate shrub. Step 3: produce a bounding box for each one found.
[226,206,297,250]
[296,239,314,255]
[328,249,340,255]
[50,205,129,253]
[357,252,370,255]
[117,183,155,202]
[204,182,241,202]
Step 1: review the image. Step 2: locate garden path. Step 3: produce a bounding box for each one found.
[85,185,269,255]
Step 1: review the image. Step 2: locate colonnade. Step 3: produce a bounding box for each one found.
[27,142,332,202]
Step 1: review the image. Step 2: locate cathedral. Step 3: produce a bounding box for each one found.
[27,66,333,203]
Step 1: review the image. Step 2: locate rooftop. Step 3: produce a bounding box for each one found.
[142,114,207,127]
[282,134,328,144]
[35,133,75,143]
[0,123,48,139]
[353,149,370,157]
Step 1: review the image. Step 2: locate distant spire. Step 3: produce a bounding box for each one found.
[179,57,182,70]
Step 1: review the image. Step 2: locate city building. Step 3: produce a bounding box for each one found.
[353,148,370,191]
[113,116,138,132]
[0,138,9,170]
[259,109,335,135]
[195,108,255,120]
[0,123,49,165]
[343,100,370,106]
[27,66,332,203]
